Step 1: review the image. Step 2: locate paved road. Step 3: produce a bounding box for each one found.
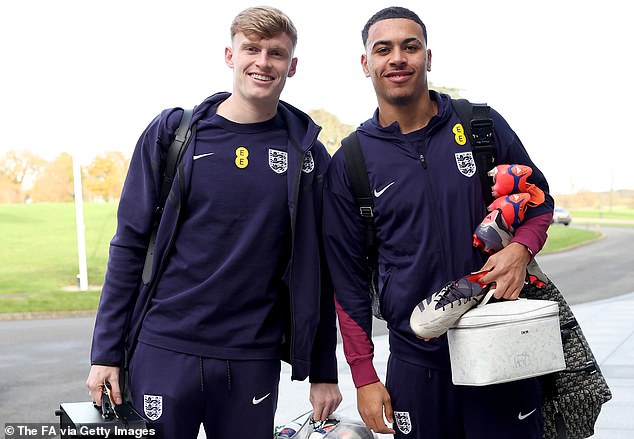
[0,317,94,427]
[1,226,633,431]
[536,226,634,304]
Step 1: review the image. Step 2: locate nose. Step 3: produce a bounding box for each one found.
[390,48,407,65]
[256,51,273,69]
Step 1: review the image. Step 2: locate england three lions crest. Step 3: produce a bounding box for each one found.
[455,151,476,177]
[143,394,163,421]
[394,411,412,434]
[268,149,288,174]
[302,151,314,173]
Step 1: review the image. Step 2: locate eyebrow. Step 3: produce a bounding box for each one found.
[372,37,422,50]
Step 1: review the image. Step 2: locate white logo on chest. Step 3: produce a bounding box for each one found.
[302,151,314,173]
[455,151,476,177]
[374,181,395,197]
[268,149,288,174]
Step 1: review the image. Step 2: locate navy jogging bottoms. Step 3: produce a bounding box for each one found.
[129,341,280,439]
[385,355,543,439]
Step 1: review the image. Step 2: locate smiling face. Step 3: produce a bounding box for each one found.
[362,18,432,108]
[225,31,297,108]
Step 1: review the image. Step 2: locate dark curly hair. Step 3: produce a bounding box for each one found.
[361,6,427,47]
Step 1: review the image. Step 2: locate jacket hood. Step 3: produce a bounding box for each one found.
[193,92,321,153]
[357,90,454,140]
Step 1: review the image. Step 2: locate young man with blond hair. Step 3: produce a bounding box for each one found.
[87,6,341,438]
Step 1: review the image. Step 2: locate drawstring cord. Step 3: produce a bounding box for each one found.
[199,357,204,392]
[226,360,232,392]
[200,358,232,393]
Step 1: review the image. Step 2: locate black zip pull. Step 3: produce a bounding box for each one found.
[419,153,427,168]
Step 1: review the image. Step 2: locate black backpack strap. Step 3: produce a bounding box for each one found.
[451,99,496,205]
[341,132,375,253]
[158,108,195,215]
[341,132,383,319]
[142,108,195,284]
[120,108,195,402]
[342,132,373,219]
[122,108,195,395]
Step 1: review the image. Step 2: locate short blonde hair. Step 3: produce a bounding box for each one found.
[230,6,298,48]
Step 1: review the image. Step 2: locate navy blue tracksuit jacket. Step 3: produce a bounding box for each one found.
[323,91,553,387]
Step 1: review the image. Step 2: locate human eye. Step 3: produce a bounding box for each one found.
[375,46,390,55]
[270,49,287,59]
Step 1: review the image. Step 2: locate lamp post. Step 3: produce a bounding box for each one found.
[73,154,88,291]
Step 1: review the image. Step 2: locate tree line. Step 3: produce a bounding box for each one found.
[0,150,129,204]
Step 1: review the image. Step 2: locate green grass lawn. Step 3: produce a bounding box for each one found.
[0,203,605,314]
[569,207,634,221]
[0,203,117,313]
[542,224,602,253]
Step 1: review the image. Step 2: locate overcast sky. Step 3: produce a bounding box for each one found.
[1,0,632,195]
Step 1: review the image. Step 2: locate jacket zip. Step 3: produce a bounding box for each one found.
[398,129,449,279]
[288,159,300,365]
[416,134,450,281]
[287,134,318,368]
[418,152,427,169]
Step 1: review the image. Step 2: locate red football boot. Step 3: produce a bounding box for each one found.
[488,164,545,206]
[487,193,531,231]
[473,208,513,254]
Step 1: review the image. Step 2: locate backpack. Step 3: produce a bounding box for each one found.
[340,99,493,320]
[340,99,612,439]
[141,108,196,284]
[122,108,196,401]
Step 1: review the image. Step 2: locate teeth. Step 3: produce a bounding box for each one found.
[251,74,273,81]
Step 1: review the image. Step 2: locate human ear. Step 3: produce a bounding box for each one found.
[361,54,370,77]
[224,46,234,68]
[287,57,298,78]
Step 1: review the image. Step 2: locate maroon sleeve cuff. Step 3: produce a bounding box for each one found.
[335,297,380,388]
[511,212,553,255]
[350,358,381,388]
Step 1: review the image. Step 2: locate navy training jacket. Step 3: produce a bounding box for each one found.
[323,91,553,387]
[91,92,337,383]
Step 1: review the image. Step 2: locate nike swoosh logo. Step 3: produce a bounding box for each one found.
[193,152,214,160]
[518,408,537,420]
[252,393,271,405]
[373,181,395,197]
